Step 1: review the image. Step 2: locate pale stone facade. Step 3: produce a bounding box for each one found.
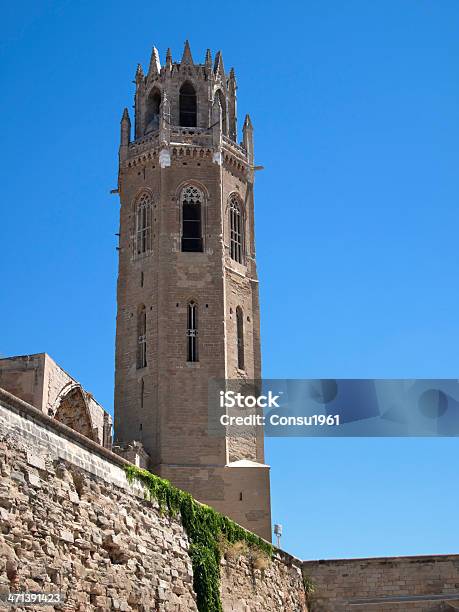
[113,43,271,540]
[0,353,112,448]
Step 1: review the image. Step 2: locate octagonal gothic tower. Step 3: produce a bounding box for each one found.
[114,42,271,540]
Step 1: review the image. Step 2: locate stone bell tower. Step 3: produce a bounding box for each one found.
[114,41,271,540]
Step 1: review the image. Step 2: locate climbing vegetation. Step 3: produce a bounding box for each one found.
[125,465,273,612]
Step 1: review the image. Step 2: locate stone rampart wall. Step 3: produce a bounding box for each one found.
[0,387,305,611]
[303,555,459,611]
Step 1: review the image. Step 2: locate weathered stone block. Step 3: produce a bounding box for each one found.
[59,530,74,544]
[26,452,46,471]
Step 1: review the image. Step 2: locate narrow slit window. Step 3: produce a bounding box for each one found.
[229,196,244,264]
[181,186,203,252]
[236,306,244,370]
[179,82,197,127]
[187,301,198,362]
[134,192,152,257]
[137,305,147,369]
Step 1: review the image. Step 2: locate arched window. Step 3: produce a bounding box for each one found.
[229,196,244,264]
[215,89,227,135]
[179,82,197,127]
[145,88,161,134]
[187,301,198,362]
[181,185,203,252]
[137,305,147,369]
[236,306,244,370]
[134,192,152,257]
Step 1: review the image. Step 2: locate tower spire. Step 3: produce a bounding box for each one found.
[115,43,271,541]
[148,46,161,77]
[181,40,193,66]
[228,68,237,141]
[119,108,131,161]
[213,51,225,77]
[205,48,212,70]
[243,114,254,165]
[166,48,172,70]
[135,63,144,85]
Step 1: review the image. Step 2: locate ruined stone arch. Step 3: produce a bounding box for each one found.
[51,384,97,442]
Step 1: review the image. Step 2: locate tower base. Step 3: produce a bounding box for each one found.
[157,461,271,541]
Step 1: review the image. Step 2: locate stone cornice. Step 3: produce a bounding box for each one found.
[122,128,249,176]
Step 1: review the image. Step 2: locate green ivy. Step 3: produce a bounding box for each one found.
[124,465,273,612]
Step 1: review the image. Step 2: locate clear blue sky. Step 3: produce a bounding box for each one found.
[1,1,458,560]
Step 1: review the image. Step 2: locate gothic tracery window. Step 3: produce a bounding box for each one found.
[181,185,203,252]
[236,306,244,370]
[134,192,153,257]
[187,301,198,362]
[137,305,147,369]
[229,196,244,264]
[179,82,197,127]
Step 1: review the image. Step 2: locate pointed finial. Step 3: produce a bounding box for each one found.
[181,40,193,65]
[243,114,254,164]
[213,51,224,76]
[166,48,172,69]
[243,114,253,130]
[228,67,237,92]
[135,63,144,84]
[120,108,131,151]
[205,48,212,69]
[148,46,161,77]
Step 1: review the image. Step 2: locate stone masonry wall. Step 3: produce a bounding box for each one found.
[303,555,459,611]
[0,388,306,611]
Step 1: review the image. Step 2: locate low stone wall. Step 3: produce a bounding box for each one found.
[0,388,306,611]
[303,555,459,611]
